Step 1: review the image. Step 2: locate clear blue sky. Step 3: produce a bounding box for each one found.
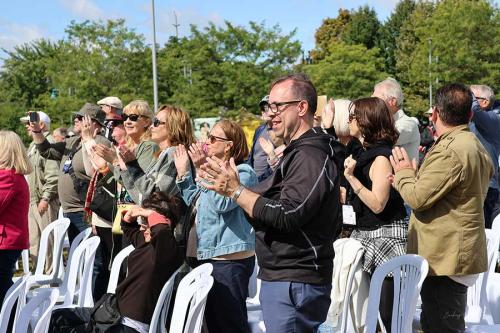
[0,0,398,59]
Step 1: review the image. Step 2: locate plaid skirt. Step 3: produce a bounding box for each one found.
[350,219,408,274]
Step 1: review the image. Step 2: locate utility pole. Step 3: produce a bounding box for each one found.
[151,0,158,113]
[428,38,432,108]
[173,11,180,39]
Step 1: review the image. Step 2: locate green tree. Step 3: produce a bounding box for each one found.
[311,9,351,61]
[158,21,302,117]
[342,6,381,50]
[395,0,499,114]
[378,0,416,75]
[303,42,387,99]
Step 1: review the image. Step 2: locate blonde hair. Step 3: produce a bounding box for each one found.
[333,99,351,138]
[124,100,154,148]
[0,131,32,175]
[158,105,195,148]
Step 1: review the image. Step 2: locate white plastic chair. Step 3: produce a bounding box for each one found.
[365,255,428,333]
[14,288,59,333]
[247,260,265,333]
[107,245,134,294]
[170,275,214,333]
[465,229,499,325]
[149,266,183,333]
[339,249,365,333]
[486,272,500,324]
[26,218,70,288]
[169,263,213,333]
[13,250,30,282]
[492,215,500,264]
[0,275,29,333]
[52,236,101,309]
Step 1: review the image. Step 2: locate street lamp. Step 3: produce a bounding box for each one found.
[151,0,159,114]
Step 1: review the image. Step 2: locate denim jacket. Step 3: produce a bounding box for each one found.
[176,163,258,260]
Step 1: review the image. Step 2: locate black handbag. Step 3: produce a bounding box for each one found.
[89,174,117,222]
[87,293,121,332]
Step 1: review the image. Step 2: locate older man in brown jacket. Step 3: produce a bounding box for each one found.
[390,83,493,333]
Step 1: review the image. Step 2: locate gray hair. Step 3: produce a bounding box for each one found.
[374,77,404,107]
[333,99,351,138]
[470,84,495,106]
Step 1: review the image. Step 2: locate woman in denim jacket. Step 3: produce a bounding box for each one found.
[174,120,258,333]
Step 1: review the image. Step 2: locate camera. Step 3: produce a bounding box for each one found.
[29,111,39,123]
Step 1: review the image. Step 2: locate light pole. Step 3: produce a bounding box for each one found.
[151,0,159,113]
[428,38,432,108]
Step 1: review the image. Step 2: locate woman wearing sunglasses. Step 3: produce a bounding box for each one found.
[173,119,258,333]
[112,105,196,203]
[343,97,408,332]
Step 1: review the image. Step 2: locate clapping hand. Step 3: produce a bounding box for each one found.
[258,137,275,157]
[343,154,357,177]
[81,115,98,142]
[188,142,207,169]
[389,147,417,173]
[174,145,191,178]
[197,156,240,197]
[321,98,335,129]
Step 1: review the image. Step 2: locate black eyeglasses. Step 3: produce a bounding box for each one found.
[264,100,302,114]
[207,134,231,144]
[475,96,487,101]
[123,114,145,122]
[153,117,166,127]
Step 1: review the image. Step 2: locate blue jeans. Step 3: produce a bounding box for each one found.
[260,280,331,333]
[63,211,90,244]
[0,249,22,306]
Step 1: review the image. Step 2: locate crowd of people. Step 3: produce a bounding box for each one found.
[0,73,498,333]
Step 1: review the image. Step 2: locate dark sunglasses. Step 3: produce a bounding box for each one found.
[152,117,166,127]
[207,134,231,144]
[74,115,84,121]
[123,114,145,122]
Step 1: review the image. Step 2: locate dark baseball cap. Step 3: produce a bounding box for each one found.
[74,103,106,126]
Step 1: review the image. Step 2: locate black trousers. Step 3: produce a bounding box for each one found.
[420,276,467,333]
[0,249,21,306]
[484,187,499,229]
[93,227,122,302]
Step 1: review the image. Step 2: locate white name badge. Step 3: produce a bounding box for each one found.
[342,205,356,225]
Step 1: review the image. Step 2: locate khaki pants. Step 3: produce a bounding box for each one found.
[28,200,59,273]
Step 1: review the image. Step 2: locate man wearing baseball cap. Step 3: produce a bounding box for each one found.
[20,111,60,273]
[97,96,123,118]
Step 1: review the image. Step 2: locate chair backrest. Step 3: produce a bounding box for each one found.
[466,229,499,324]
[169,263,213,333]
[21,249,30,275]
[149,266,183,333]
[60,236,101,308]
[14,288,59,333]
[59,228,92,293]
[365,255,428,333]
[340,249,364,333]
[492,215,500,239]
[34,218,71,278]
[107,245,134,294]
[182,276,214,333]
[0,276,28,333]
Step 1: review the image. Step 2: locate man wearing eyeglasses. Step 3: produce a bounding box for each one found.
[97,96,123,118]
[470,84,500,228]
[198,73,341,333]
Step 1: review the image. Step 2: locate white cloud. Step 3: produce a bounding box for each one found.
[59,0,105,20]
[0,19,47,51]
